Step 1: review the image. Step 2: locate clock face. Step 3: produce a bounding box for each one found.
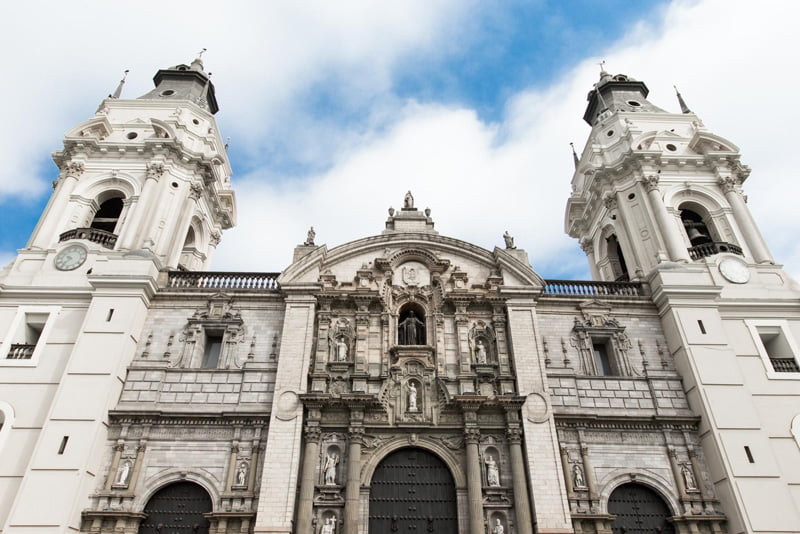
[54,245,87,271]
[719,257,750,284]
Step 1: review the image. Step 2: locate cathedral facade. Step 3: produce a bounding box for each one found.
[0,58,798,534]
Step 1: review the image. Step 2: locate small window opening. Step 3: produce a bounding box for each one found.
[681,209,713,247]
[58,435,69,454]
[203,333,223,369]
[90,197,124,233]
[605,234,629,282]
[593,342,614,376]
[758,327,800,373]
[744,446,754,463]
[698,320,706,334]
[106,309,114,322]
[8,313,47,359]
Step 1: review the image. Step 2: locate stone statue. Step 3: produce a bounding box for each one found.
[404,191,414,209]
[324,452,339,485]
[681,463,697,490]
[492,518,504,534]
[475,339,487,364]
[320,516,336,534]
[485,454,500,486]
[408,382,418,412]
[236,461,248,486]
[503,231,515,249]
[335,337,348,362]
[572,463,585,488]
[399,311,425,345]
[116,460,130,485]
[304,226,316,246]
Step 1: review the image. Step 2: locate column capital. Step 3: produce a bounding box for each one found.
[718,175,740,194]
[506,426,523,444]
[304,425,322,443]
[348,426,365,443]
[464,427,481,444]
[642,173,660,192]
[146,162,165,181]
[579,237,594,254]
[60,160,86,179]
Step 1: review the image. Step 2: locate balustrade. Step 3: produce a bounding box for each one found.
[58,227,118,249]
[168,271,280,290]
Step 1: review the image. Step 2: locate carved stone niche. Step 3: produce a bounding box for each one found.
[388,347,437,423]
[328,318,355,373]
[470,321,498,376]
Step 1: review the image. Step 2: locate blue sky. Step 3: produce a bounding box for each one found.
[1,0,798,279]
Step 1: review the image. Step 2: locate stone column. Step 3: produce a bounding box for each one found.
[225,442,240,491]
[128,440,147,492]
[31,161,84,249]
[579,238,602,281]
[296,425,321,534]
[643,174,691,262]
[344,425,364,534]
[119,161,164,249]
[104,440,125,490]
[508,427,533,534]
[559,446,574,498]
[719,176,773,263]
[687,447,710,500]
[579,445,597,504]
[464,427,485,534]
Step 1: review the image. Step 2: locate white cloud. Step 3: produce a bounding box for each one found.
[215,0,800,281]
[3,0,799,281]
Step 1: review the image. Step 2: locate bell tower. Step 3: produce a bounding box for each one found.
[566,71,800,533]
[566,69,772,282]
[24,54,235,274]
[0,56,236,532]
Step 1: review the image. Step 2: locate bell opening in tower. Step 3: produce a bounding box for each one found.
[90,197,124,234]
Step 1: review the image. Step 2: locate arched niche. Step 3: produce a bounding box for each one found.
[398,302,426,345]
[90,196,124,233]
[604,234,629,282]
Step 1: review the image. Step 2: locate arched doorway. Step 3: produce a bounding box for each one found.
[608,483,674,534]
[140,481,212,534]
[369,447,458,533]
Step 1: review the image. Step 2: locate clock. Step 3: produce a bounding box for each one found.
[719,257,750,284]
[54,245,87,271]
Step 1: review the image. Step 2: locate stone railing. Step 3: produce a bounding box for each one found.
[167,271,281,291]
[543,279,644,297]
[771,358,800,373]
[7,343,35,359]
[688,241,743,260]
[59,227,118,249]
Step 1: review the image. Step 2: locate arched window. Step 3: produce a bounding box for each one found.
[90,197,124,233]
[140,481,212,534]
[680,208,713,246]
[398,303,426,345]
[605,234,629,282]
[608,483,674,534]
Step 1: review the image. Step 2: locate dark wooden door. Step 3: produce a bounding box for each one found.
[608,483,674,534]
[140,481,212,534]
[369,448,458,534]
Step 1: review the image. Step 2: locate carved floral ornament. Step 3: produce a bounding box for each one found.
[61,161,86,178]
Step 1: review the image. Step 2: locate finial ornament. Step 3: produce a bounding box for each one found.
[674,85,692,114]
[598,60,608,75]
[570,142,579,168]
[196,48,207,59]
[403,191,414,209]
[110,69,130,99]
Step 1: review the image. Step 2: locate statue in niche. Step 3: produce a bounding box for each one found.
[324,452,339,485]
[503,231,516,249]
[236,461,248,486]
[116,460,131,485]
[305,226,316,246]
[399,311,425,345]
[404,191,414,209]
[407,382,419,412]
[492,519,505,534]
[321,516,336,534]
[681,463,697,491]
[485,454,500,486]
[572,464,585,488]
[475,339,488,364]
[335,337,348,362]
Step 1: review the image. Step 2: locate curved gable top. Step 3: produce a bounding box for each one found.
[688,131,740,154]
[277,232,543,289]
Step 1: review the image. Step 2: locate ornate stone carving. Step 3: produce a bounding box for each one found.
[718,176,739,194]
[305,226,316,246]
[61,161,85,178]
[485,454,500,487]
[603,192,617,210]
[643,174,660,192]
[503,231,515,249]
[189,182,203,200]
[146,162,165,180]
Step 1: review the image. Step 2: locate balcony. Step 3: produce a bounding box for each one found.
[543,279,644,297]
[688,241,743,261]
[168,271,281,291]
[770,358,800,373]
[7,343,35,359]
[59,227,118,249]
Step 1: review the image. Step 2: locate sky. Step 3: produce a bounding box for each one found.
[1,0,799,280]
